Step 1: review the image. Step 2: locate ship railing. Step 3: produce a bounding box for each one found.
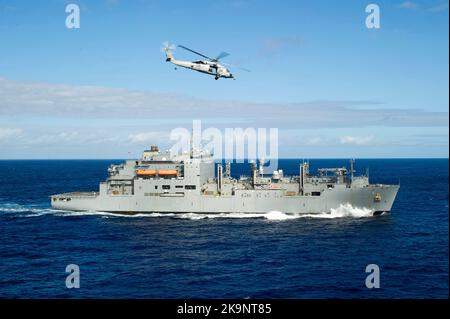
[52,192,99,198]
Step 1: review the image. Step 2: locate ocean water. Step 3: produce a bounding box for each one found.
[0,159,448,298]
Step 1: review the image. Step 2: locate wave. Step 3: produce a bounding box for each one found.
[0,202,377,220]
[0,203,57,217]
[298,203,375,219]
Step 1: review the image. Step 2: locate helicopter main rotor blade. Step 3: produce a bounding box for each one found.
[178,45,214,61]
[222,62,251,72]
[215,52,230,61]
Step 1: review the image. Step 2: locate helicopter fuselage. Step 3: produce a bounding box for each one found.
[167,58,234,80]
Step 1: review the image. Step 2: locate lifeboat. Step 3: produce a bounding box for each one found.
[136,170,157,176]
[158,170,178,176]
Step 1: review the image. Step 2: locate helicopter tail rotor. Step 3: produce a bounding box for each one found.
[161,41,176,61]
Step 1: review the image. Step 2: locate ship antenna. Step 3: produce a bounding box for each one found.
[350,158,354,182]
[190,129,193,159]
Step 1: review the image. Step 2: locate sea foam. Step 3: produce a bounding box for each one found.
[0,202,376,220]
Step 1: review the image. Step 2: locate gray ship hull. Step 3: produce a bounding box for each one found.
[51,184,399,215]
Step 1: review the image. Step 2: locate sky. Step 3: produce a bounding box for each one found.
[0,0,448,159]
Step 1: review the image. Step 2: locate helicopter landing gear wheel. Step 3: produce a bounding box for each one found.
[215,76,219,80]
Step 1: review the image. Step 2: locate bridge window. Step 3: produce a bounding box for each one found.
[175,185,184,189]
[312,191,321,196]
[185,185,196,190]
[162,185,170,190]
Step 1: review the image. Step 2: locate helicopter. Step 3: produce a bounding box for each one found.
[162,42,249,80]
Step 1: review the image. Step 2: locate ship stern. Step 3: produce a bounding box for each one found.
[51,192,100,211]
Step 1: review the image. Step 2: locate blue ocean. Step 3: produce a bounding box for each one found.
[0,159,448,298]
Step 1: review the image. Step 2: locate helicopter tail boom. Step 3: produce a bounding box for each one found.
[164,48,174,62]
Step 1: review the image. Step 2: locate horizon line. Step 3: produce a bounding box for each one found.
[0,157,448,160]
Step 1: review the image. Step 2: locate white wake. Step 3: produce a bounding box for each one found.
[297,203,375,219]
[1,203,376,220]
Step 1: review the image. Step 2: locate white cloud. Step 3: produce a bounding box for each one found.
[105,0,120,5]
[399,1,449,12]
[0,78,447,129]
[305,137,324,145]
[128,131,167,143]
[0,127,22,140]
[399,1,419,9]
[26,131,86,145]
[230,1,248,8]
[258,36,302,58]
[339,135,374,145]
[428,2,449,12]
[4,128,124,147]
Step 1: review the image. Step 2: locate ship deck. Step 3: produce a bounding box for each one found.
[51,192,99,198]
